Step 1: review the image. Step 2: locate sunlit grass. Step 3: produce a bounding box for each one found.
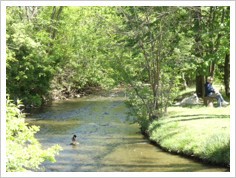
[148,105,230,166]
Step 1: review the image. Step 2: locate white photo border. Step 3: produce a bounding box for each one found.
[1,1,235,177]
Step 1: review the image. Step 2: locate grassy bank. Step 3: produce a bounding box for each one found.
[147,105,230,167]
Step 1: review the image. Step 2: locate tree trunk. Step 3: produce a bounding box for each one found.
[182,73,187,90]
[47,7,64,55]
[209,7,224,77]
[209,62,215,77]
[196,74,204,97]
[224,53,230,97]
[194,7,204,97]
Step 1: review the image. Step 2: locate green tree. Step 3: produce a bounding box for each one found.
[190,7,230,97]
[6,6,230,115]
[110,7,194,126]
[48,7,120,99]
[6,7,56,107]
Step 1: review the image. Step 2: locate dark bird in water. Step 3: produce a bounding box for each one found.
[70,134,78,145]
[72,134,77,142]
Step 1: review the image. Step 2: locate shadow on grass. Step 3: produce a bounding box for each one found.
[169,114,229,118]
[148,122,182,141]
[162,114,229,124]
[169,114,230,119]
[171,104,203,108]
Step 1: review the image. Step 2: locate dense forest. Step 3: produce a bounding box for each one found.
[7,6,230,115]
[6,6,231,171]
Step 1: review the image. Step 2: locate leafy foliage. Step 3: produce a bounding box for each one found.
[6,6,230,119]
[5,6,230,170]
[112,7,195,123]
[49,7,119,98]
[6,7,55,107]
[6,97,62,172]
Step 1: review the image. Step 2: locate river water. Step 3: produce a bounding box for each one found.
[26,93,228,172]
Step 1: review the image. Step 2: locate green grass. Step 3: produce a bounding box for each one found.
[148,105,230,167]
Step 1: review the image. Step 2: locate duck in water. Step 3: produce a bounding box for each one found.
[70,134,79,145]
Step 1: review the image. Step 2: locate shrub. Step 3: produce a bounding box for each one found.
[6,97,62,172]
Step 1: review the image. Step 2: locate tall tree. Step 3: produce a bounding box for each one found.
[112,7,194,123]
[191,7,230,97]
[192,7,205,97]
[6,7,55,107]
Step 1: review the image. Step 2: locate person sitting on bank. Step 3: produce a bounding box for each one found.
[204,76,229,107]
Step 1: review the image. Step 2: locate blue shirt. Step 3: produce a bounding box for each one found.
[204,82,215,96]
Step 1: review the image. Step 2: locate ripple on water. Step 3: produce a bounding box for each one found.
[27,96,228,172]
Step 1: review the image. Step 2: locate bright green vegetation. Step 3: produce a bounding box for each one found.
[6,6,231,171]
[6,97,62,172]
[148,105,230,167]
[7,6,230,112]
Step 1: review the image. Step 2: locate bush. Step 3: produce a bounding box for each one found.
[6,97,62,172]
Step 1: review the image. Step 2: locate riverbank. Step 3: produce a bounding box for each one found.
[146,105,230,168]
[27,93,228,172]
[42,86,231,168]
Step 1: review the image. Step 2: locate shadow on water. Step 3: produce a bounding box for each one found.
[27,95,228,172]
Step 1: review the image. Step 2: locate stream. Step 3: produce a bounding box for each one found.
[26,92,228,172]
